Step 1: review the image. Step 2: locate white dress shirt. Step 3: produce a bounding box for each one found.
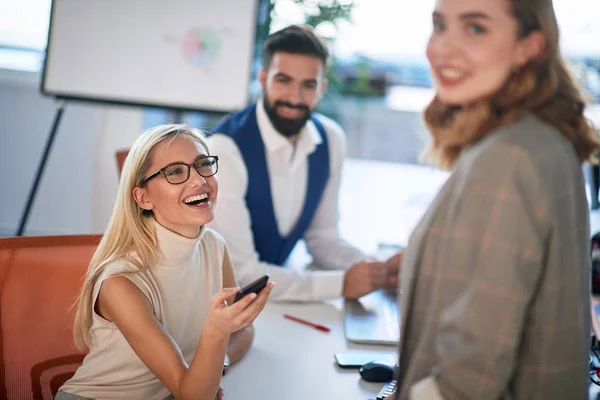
[207,101,366,301]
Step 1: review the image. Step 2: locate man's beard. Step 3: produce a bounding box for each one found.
[263,94,312,138]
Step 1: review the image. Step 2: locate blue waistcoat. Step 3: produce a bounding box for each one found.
[211,104,330,265]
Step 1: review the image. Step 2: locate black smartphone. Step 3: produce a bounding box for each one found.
[334,352,396,369]
[233,275,269,303]
[592,232,600,295]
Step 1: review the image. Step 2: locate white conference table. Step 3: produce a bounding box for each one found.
[221,299,397,399]
[218,161,444,399]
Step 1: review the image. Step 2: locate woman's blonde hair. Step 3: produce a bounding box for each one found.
[423,0,599,169]
[73,124,209,349]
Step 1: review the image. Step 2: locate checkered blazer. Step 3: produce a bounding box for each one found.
[396,114,591,399]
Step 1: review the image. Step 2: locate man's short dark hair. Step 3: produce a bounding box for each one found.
[262,25,329,70]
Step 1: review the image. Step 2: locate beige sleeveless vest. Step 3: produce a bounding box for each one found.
[59,221,224,399]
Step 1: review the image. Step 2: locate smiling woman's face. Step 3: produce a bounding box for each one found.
[133,136,218,238]
[426,0,535,105]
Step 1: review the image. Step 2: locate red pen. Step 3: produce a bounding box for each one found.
[283,314,330,333]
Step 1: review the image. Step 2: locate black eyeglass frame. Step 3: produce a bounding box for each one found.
[139,155,219,186]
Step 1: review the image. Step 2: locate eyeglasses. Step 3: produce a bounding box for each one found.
[140,155,219,186]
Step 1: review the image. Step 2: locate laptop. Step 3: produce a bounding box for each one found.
[344,289,400,346]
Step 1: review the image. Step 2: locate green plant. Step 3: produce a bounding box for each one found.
[348,59,381,97]
[267,0,356,38]
[291,0,355,35]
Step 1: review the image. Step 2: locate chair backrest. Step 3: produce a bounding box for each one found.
[0,235,101,400]
[115,149,129,178]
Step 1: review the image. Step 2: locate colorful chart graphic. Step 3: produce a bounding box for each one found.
[183,28,221,67]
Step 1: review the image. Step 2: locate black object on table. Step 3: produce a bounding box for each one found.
[376,380,397,400]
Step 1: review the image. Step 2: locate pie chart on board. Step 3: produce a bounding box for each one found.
[183,28,221,67]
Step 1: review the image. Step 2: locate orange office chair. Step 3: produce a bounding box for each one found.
[0,235,101,400]
[115,149,129,178]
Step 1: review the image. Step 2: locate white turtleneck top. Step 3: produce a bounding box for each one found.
[59,220,230,399]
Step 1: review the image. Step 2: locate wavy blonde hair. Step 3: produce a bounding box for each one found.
[73,124,209,349]
[423,0,599,169]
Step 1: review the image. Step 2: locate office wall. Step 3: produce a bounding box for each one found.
[0,71,142,236]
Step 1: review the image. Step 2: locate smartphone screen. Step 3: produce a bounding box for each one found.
[334,352,396,369]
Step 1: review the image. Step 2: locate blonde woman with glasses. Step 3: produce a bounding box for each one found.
[56,125,274,400]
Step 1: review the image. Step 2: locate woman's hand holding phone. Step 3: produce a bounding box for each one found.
[205,279,275,336]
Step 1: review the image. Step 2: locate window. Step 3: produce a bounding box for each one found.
[267,0,600,164]
[0,0,51,50]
